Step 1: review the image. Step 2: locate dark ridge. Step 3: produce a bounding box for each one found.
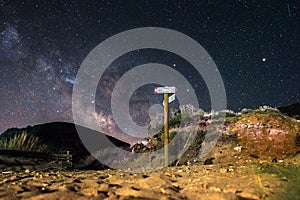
[0,122,130,161]
[278,103,300,120]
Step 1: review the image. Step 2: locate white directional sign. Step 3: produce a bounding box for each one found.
[162,94,176,106]
[154,86,177,94]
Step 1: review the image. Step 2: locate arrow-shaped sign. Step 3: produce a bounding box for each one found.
[163,94,176,106]
[154,86,177,94]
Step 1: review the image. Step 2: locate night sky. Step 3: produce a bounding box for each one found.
[0,0,299,134]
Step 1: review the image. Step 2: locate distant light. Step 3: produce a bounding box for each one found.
[262,58,267,62]
[65,78,75,85]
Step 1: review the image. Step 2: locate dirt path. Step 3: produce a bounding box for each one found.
[0,162,296,200]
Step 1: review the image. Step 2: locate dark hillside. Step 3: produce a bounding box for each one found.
[0,122,130,160]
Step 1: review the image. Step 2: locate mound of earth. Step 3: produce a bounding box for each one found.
[231,109,300,159]
[131,107,300,166]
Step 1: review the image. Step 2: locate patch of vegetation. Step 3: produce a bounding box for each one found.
[224,116,240,124]
[0,131,47,152]
[149,112,193,136]
[169,114,181,129]
[179,113,193,127]
[256,164,300,200]
[156,131,178,143]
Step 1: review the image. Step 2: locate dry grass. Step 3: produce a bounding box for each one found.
[0,131,47,152]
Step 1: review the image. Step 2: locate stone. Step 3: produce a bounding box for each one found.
[237,192,260,200]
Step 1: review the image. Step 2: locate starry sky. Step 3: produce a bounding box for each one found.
[0,0,299,134]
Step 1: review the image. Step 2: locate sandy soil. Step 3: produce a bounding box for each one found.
[1,122,300,200]
[0,163,295,200]
[1,139,299,200]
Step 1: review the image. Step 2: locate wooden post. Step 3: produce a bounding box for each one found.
[154,86,177,166]
[164,93,169,166]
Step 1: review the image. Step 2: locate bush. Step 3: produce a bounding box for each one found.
[169,114,181,128]
[0,131,47,152]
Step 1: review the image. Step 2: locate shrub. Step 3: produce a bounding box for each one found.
[169,114,181,128]
[0,131,47,152]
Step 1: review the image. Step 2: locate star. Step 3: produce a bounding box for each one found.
[0,0,298,134]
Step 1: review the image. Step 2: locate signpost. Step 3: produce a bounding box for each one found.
[162,93,176,106]
[154,86,177,166]
[154,86,177,94]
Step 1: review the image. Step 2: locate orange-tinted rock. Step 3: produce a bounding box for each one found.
[232,109,300,159]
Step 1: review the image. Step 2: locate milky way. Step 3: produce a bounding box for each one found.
[0,0,299,134]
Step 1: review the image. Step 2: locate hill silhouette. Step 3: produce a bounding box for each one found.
[0,122,130,161]
[278,103,300,120]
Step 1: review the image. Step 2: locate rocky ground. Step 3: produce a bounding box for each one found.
[0,107,300,199]
[0,136,300,200]
[0,164,282,200]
